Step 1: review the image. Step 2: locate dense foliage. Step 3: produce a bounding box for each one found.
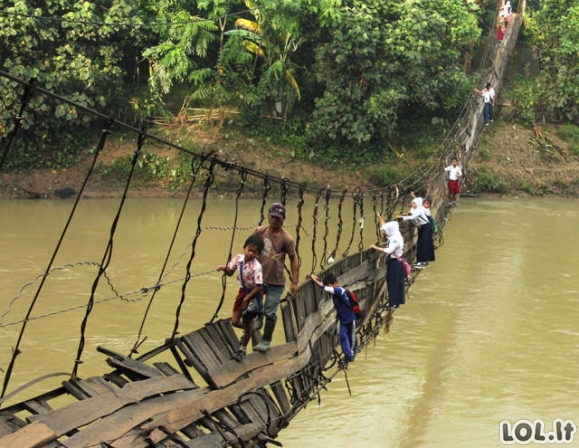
[523,0,579,123]
[1,0,574,170]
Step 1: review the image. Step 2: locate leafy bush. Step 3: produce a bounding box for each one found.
[367,164,404,187]
[558,125,579,157]
[472,166,508,193]
[509,76,543,124]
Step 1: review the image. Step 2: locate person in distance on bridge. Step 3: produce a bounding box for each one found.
[371,214,406,309]
[444,157,463,205]
[252,203,300,353]
[474,84,493,125]
[217,234,265,362]
[486,82,496,122]
[310,273,356,363]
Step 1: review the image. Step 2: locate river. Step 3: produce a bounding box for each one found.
[1,196,578,447]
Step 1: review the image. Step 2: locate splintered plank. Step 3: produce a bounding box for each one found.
[153,362,180,377]
[0,412,26,436]
[280,301,296,342]
[185,422,262,448]
[21,399,53,416]
[13,299,338,448]
[204,342,298,389]
[8,375,197,448]
[0,421,55,448]
[269,381,291,415]
[182,331,222,369]
[199,325,234,362]
[214,319,242,350]
[97,346,162,379]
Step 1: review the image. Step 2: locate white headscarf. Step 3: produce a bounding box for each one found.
[380,221,404,257]
[404,197,429,226]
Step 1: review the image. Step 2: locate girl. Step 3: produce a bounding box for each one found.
[398,197,435,268]
[371,214,406,309]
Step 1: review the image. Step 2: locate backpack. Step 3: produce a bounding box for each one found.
[345,290,365,320]
[427,215,438,234]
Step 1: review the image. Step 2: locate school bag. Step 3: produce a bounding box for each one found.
[427,215,438,234]
[393,254,412,278]
[345,289,365,320]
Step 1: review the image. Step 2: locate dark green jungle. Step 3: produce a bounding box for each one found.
[1,0,579,198]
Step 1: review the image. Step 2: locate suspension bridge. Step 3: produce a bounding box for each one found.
[0,4,524,447]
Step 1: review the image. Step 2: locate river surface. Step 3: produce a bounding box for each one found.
[1,196,578,447]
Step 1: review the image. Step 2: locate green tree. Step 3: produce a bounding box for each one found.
[306,0,481,157]
[224,0,303,119]
[0,0,150,169]
[527,0,579,122]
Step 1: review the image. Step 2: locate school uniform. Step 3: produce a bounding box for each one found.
[379,221,406,308]
[402,198,435,264]
[322,285,356,361]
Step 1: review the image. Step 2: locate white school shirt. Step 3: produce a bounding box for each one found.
[481,90,492,104]
[445,165,462,181]
[488,87,495,104]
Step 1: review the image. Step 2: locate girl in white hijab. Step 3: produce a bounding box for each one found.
[371,213,406,309]
[398,195,435,268]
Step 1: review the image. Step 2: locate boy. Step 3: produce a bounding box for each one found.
[310,273,356,362]
[444,157,463,205]
[218,234,265,361]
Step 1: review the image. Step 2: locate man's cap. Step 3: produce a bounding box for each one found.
[268,203,286,218]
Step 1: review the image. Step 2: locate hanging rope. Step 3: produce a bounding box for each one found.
[294,182,307,275]
[211,168,248,324]
[320,189,332,269]
[356,188,365,252]
[129,151,212,356]
[72,126,146,378]
[0,118,114,399]
[171,159,217,339]
[309,188,323,275]
[258,176,272,226]
[329,189,347,263]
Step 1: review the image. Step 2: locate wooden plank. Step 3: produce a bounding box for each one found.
[199,325,233,362]
[61,380,90,401]
[280,302,296,342]
[338,259,371,287]
[185,423,262,448]
[153,362,180,377]
[205,342,297,389]
[182,332,222,370]
[97,347,162,379]
[21,399,53,416]
[269,381,291,415]
[0,421,55,448]
[0,412,26,436]
[10,375,198,446]
[55,326,325,448]
[214,319,241,350]
[84,377,117,394]
[103,371,129,388]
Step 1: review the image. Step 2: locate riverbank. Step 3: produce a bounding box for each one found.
[1,120,578,199]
